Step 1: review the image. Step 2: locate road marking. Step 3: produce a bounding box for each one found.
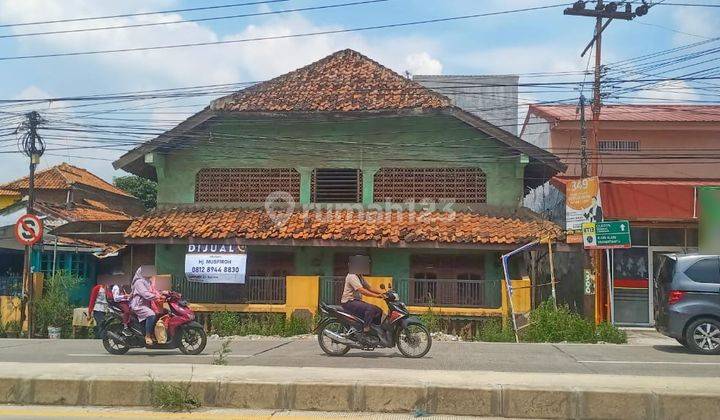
[579,360,720,366]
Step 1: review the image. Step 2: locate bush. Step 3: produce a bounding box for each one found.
[32,271,78,337]
[521,299,627,344]
[418,300,445,333]
[210,312,311,337]
[596,321,627,344]
[475,318,515,342]
[523,299,596,343]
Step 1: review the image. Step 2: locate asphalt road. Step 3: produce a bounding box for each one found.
[2,336,720,378]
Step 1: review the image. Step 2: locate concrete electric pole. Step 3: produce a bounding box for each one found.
[564,0,651,322]
[17,111,45,338]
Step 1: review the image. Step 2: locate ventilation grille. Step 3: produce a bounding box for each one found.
[374,167,487,203]
[312,169,362,203]
[599,140,640,152]
[195,168,300,202]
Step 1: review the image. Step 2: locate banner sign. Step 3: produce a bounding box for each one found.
[566,177,603,231]
[184,244,246,284]
[699,187,720,253]
[582,220,631,249]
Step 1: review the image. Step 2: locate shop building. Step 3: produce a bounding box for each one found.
[523,104,720,326]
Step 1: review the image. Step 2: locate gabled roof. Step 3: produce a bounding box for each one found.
[529,104,720,123]
[1,163,132,198]
[125,208,562,247]
[210,49,451,113]
[37,201,132,223]
[114,49,565,184]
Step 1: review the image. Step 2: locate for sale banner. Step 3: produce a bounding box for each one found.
[184,244,246,284]
[566,176,603,232]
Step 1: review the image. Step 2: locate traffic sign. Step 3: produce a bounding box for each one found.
[15,214,43,246]
[582,220,631,249]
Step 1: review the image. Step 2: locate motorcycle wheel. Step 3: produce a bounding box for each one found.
[396,322,432,358]
[178,325,207,355]
[102,323,130,355]
[317,320,351,356]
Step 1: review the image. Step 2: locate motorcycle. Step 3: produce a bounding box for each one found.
[101,290,207,355]
[317,284,432,358]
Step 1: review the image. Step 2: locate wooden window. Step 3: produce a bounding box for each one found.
[374,167,486,203]
[312,169,362,203]
[195,168,300,203]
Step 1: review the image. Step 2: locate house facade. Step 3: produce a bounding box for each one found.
[522,104,720,326]
[116,49,564,314]
[0,163,144,303]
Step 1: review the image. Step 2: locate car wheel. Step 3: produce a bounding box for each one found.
[685,318,720,355]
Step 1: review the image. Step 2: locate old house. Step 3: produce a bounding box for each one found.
[115,49,564,316]
[0,163,145,303]
[523,104,720,326]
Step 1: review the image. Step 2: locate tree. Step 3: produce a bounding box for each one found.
[114,175,157,210]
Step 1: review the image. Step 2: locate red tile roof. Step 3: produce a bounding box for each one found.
[530,104,720,123]
[0,163,132,197]
[0,189,20,196]
[38,201,132,223]
[210,49,451,113]
[125,209,561,246]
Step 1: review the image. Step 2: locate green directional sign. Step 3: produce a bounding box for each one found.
[582,220,631,249]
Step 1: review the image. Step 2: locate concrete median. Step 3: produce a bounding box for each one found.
[0,362,719,419]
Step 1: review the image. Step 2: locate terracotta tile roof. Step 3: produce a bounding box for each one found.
[0,163,132,197]
[38,201,132,223]
[210,49,451,113]
[0,189,20,196]
[125,209,561,246]
[530,104,720,123]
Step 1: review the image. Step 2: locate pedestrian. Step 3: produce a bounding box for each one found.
[87,283,109,339]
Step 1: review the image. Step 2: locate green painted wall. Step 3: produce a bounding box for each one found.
[154,114,525,208]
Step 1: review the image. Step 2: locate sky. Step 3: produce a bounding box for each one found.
[1,0,718,183]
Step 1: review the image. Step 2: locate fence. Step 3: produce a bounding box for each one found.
[406,278,502,309]
[0,275,22,297]
[177,276,286,304]
[319,276,345,304]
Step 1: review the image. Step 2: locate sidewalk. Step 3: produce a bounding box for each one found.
[1,362,719,419]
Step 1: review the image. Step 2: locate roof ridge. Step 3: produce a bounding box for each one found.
[210,48,451,113]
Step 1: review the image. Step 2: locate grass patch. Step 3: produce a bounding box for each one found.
[595,321,628,344]
[212,339,232,366]
[210,312,312,337]
[148,376,200,412]
[522,299,627,344]
[475,318,515,342]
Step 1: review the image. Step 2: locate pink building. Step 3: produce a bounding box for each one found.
[522,104,720,326]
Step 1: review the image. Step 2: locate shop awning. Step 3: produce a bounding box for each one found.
[553,177,720,222]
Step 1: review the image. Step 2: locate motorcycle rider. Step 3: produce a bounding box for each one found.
[340,256,385,336]
[129,266,160,346]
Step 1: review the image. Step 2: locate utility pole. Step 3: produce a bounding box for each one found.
[18,111,45,338]
[564,0,651,322]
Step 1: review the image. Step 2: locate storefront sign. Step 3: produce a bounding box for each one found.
[699,187,720,253]
[566,177,603,232]
[583,269,595,295]
[184,244,246,283]
[582,220,631,249]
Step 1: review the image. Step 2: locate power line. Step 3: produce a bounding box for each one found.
[0,0,290,29]
[0,0,391,40]
[0,3,568,62]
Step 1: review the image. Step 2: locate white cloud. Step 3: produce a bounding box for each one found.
[0,1,445,183]
[631,80,700,103]
[672,8,719,44]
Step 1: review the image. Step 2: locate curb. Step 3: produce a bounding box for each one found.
[2,376,720,419]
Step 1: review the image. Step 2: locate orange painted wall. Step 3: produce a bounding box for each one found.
[548,121,720,180]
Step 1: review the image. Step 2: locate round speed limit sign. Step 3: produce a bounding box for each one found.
[15,214,43,246]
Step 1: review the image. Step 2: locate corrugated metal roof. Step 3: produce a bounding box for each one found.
[530,104,720,122]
